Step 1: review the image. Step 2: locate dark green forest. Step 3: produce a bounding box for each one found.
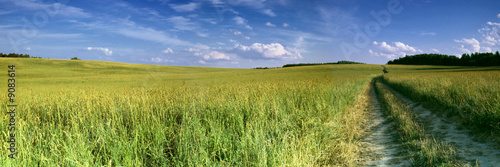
[0,52,44,58]
[388,52,500,66]
[282,61,364,68]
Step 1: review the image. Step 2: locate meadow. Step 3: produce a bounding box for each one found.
[381,65,500,144]
[374,78,462,166]
[0,58,382,166]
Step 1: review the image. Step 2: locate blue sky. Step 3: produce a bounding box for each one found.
[1,0,499,68]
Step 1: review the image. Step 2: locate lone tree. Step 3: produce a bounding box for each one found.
[71,57,80,60]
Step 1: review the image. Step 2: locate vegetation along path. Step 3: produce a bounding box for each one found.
[361,66,500,166]
[383,83,500,166]
[360,79,410,166]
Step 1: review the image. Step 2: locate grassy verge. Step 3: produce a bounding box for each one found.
[381,65,500,145]
[330,80,375,165]
[374,78,463,166]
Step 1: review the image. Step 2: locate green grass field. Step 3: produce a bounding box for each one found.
[0,58,382,166]
[2,59,499,166]
[374,78,462,166]
[381,65,500,143]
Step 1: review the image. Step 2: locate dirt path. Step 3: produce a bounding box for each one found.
[360,81,410,166]
[382,83,500,166]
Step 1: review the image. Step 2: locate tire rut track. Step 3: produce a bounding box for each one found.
[381,81,500,166]
[360,80,410,166]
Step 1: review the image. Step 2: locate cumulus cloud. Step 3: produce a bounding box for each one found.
[265,22,276,27]
[162,48,174,54]
[196,51,230,60]
[497,13,500,19]
[87,47,112,56]
[169,2,200,12]
[369,49,400,59]
[233,16,252,30]
[454,38,480,53]
[237,43,298,59]
[479,21,500,52]
[370,41,422,59]
[185,48,200,52]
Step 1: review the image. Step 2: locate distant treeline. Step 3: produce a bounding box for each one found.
[282,61,365,68]
[0,52,43,58]
[387,52,500,66]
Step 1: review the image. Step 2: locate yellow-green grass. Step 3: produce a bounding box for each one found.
[0,58,381,166]
[381,65,500,144]
[374,79,462,166]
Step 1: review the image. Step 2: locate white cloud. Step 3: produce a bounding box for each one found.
[38,33,84,39]
[24,47,31,51]
[196,51,230,60]
[185,48,200,52]
[370,41,422,59]
[497,13,500,19]
[430,48,439,53]
[197,32,208,37]
[283,23,289,27]
[87,47,113,56]
[162,48,174,54]
[479,21,500,52]
[233,31,242,35]
[238,43,297,59]
[167,16,197,31]
[244,36,250,40]
[207,0,224,5]
[265,22,276,27]
[233,16,252,30]
[261,9,276,17]
[454,38,480,53]
[369,49,399,59]
[233,16,246,25]
[9,0,90,18]
[487,22,500,26]
[419,32,437,36]
[169,2,200,12]
[151,57,175,63]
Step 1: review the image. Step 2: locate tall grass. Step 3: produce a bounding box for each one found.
[374,78,462,166]
[0,58,381,166]
[381,65,500,143]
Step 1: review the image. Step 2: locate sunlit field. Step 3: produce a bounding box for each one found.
[381,65,500,143]
[0,58,381,166]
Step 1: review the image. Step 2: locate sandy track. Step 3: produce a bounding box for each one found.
[381,83,500,166]
[360,81,410,166]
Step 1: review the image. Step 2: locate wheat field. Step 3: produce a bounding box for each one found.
[0,58,381,166]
